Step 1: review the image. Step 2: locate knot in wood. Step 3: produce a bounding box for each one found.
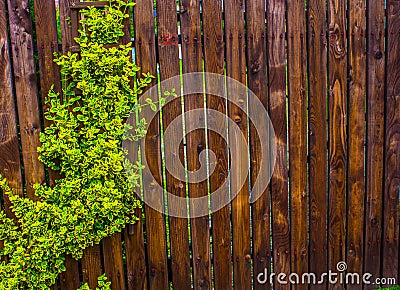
[233,115,242,123]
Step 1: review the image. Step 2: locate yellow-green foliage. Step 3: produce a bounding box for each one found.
[0,1,153,288]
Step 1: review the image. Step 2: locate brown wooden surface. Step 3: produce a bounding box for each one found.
[180,0,211,289]
[32,0,61,129]
[0,0,23,211]
[81,245,103,289]
[267,0,290,288]
[364,0,385,285]
[202,1,232,289]
[157,0,191,289]
[347,1,366,288]
[383,0,400,283]
[124,220,147,290]
[1,0,400,288]
[59,0,78,53]
[223,0,251,289]
[287,1,308,288]
[132,0,166,289]
[6,0,45,200]
[59,254,81,289]
[307,0,328,288]
[327,0,347,287]
[245,0,270,289]
[101,234,126,289]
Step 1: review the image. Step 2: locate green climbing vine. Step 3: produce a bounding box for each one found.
[0,1,153,288]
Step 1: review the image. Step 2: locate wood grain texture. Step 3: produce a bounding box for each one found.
[32,0,61,129]
[223,0,251,289]
[383,0,400,283]
[347,1,366,288]
[7,0,45,200]
[307,0,328,287]
[81,245,103,289]
[59,0,78,53]
[364,0,385,285]
[32,0,62,204]
[124,221,147,290]
[58,254,81,290]
[245,0,270,289]
[132,0,166,289]
[202,1,232,289]
[287,1,308,288]
[0,0,23,213]
[327,1,347,287]
[157,0,191,288]
[101,234,126,289]
[267,0,290,288]
[180,0,211,289]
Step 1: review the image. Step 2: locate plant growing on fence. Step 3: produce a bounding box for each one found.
[0,0,153,288]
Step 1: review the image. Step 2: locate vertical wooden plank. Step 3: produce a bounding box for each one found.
[80,245,102,289]
[383,0,400,283]
[267,0,290,288]
[81,245,102,289]
[245,0,270,289]
[124,217,147,290]
[57,1,82,288]
[157,0,191,288]
[327,0,347,286]
[58,257,80,290]
[180,0,211,289]
[364,0,385,285]
[202,1,232,289]
[223,0,250,289]
[59,0,78,53]
[6,0,45,200]
[347,1,366,288]
[307,0,328,288]
[32,0,61,129]
[0,0,23,211]
[287,0,308,287]
[102,233,126,289]
[128,0,166,289]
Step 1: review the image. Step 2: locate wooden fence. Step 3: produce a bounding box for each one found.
[0,0,399,289]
